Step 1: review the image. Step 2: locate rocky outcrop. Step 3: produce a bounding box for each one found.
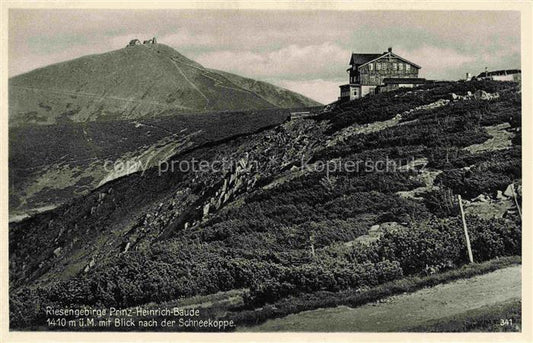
[450,90,500,101]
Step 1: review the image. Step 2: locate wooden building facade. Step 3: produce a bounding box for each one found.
[339,47,423,101]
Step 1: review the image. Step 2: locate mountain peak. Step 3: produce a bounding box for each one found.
[9,43,320,126]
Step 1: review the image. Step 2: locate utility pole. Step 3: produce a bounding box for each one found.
[458,195,474,264]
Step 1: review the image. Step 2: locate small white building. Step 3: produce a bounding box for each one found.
[477,69,521,82]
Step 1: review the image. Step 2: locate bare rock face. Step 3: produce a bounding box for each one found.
[474,89,500,100]
[203,203,210,218]
[53,247,62,257]
[496,190,508,200]
[450,90,499,102]
[504,183,517,197]
[83,257,96,273]
[123,242,131,253]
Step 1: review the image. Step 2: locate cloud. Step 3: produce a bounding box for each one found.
[159,30,219,48]
[195,42,349,79]
[398,46,475,70]
[8,10,521,91]
[480,43,521,65]
[393,44,520,80]
[276,79,343,104]
[392,46,476,79]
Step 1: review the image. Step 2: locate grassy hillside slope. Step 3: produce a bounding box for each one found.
[9,108,294,219]
[212,69,322,108]
[9,80,521,331]
[9,44,320,126]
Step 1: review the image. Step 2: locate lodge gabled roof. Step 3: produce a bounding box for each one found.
[350,51,421,69]
[349,53,383,66]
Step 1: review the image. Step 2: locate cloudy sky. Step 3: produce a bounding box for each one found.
[9,9,520,104]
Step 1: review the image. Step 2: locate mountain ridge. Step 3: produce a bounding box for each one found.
[9,43,321,126]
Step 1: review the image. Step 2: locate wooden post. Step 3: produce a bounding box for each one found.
[458,195,474,264]
[511,184,522,219]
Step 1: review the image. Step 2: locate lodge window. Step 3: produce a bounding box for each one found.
[406,64,411,72]
[393,63,397,70]
[369,63,374,71]
[376,63,381,70]
[399,63,404,71]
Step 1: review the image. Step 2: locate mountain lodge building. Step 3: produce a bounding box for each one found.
[339,47,425,101]
[127,37,158,47]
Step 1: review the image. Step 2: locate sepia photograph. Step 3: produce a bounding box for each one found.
[1,1,531,342]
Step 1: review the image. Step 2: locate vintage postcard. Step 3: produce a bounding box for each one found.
[1,1,531,342]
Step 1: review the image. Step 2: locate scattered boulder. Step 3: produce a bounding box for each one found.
[503,183,517,197]
[203,203,210,218]
[53,247,62,257]
[474,90,488,100]
[496,190,508,200]
[474,89,499,100]
[83,258,96,273]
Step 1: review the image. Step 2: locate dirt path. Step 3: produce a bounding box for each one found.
[245,265,521,332]
[169,58,210,109]
[185,63,256,95]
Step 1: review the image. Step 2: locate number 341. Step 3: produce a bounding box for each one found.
[500,319,513,326]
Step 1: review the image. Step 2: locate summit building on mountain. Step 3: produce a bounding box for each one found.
[339,47,425,101]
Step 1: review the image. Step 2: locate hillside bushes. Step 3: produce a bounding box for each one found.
[10,210,520,329]
[246,260,403,306]
[320,80,517,133]
[226,256,521,328]
[9,80,522,330]
[435,148,521,198]
[242,214,520,306]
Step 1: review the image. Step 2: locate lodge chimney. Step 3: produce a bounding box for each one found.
[388,47,392,53]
